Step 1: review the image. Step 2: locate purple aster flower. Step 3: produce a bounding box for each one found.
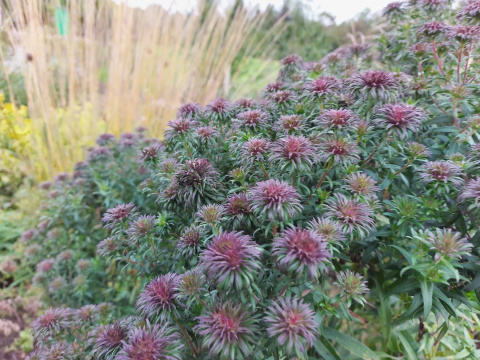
[56,250,74,262]
[303,76,340,99]
[383,2,405,18]
[138,145,162,163]
[457,1,480,23]
[120,139,135,148]
[264,297,318,354]
[196,204,226,225]
[194,302,258,359]
[175,268,206,298]
[458,177,480,206]
[270,135,316,169]
[205,98,233,119]
[344,172,380,198]
[177,226,203,257]
[335,270,370,305]
[48,277,65,293]
[224,193,252,222]
[116,322,183,360]
[419,0,450,12]
[418,161,464,186]
[273,228,330,279]
[374,103,425,137]
[41,341,74,360]
[270,90,295,105]
[235,98,256,110]
[54,172,69,182]
[264,82,284,93]
[316,109,359,130]
[275,115,304,133]
[424,228,473,260]
[87,146,112,161]
[75,259,91,272]
[406,142,431,158]
[196,126,217,143]
[318,137,360,166]
[446,25,480,42]
[128,215,156,241]
[21,229,37,242]
[96,133,116,146]
[75,305,98,324]
[249,179,303,221]
[135,273,180,320]
[25,244,42,258]
[307,217,346,243]
[174,158,219,204]
[31,308,72,340]
[97,237,119,257]
[164,118,196,140]
[280,54,303,66]
[417,21,449,37]
[177,102,201,118]
[36,258,55,273]
[92,321,129,359]
[233,110,269,130]
[38,181,52,190]
[410,43,432,57]
[241,137,270,164]
[201,231,262,289]
[25,348,43,360]
[158,158,178,175]
[37,220,50,232]
[347,70,400,101]
[47,189,61,199]
[102,203,137,229]
[324,194,376,235]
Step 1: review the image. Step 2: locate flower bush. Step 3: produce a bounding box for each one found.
[25,1,480,359]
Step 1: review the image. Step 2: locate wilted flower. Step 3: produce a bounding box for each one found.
[406,142,431,158]
[264,297,318,354]
[164,118,196,140]
[25,244,42,258]
[92,321,129,359]
[417,21,449,37]
[116,322,183,360]
[316,109,359,130]
[37,258,55,273]
[241,137,270,164]
[31,308,71,340]
[418,161,464,186]
[348,70,400,101]
[335,270,370,305]
[446,25,480,42]
[303,76,340,99]
[324,194,376,235]
[249,179,303,221]
[234,110,269,130]
[96,133,116,145]
[175,268,206,298]
[196,126,217,143]
[307,217,346,243]
[97,237,119,257]
[136,273,180,320]
[318,137,360,166]
[275,115,304,133]
[201,231,262,289]
[128,215,156,241]
[270,135,316,169]
[424,228,473,260]
[194,302,258,359]
[273,228,330,278]
[205,98,233,119]
[177,226,203,257]
[177,102,201,118]
[196,204,226,225]
[344,172,380,198]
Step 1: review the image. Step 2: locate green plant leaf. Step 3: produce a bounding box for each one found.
[322,327,379,360]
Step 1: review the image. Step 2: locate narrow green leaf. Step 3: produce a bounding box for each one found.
[322,327,379,360]
[419,279,433,319]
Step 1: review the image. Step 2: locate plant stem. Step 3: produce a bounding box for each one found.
[259,161,270,179]
[148,236,158,264]
[362,131,389,167]
[175,318,198,358]
[306,159,334,203]
[432,40,446,76]
[393,159,413,176]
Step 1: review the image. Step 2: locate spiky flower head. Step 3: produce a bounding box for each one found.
[424,228,473,260]
[177,226,203,258]
[457,1,480,23]
[75,305,98,324]
[31,308,72,340]
[303,76,340,99]
[410,42,432,57]
[177,102,201,118]
[136,273,180,320]
[270,135,316,169]
[264,82,284,93]
[128,215,156,241]
[21,229,37,242]
[273,228,330,279]
[271,90,294,104]
[38,181,52,190]
[307,217,346,243]
[196,204,226,225]
[41,341,74,360]
[48,277,65,293]
[318,137,360,166]
[224,193,252,221]
[234,110,269,130]
[446,25,480,42]
[406,141,431,158]
[264,297,318,355]
[138,145,162,164]
[348,70,400,101]
[235,98,256,110]
[158,158,178,175]
[102,203,137,229]
[96,133,116,146]
[25,244,42,258]
[418,0,449,12]
[196,126,217,143]
[164,118,196,140]
[374,103,425,137]
[175,268,206,298]
[418,161,464,186]
[88,146,112,161]
[316,109,359,130]
[97,237,119,257]
[241,137,270,164]
[75,259,91,272]
[275,115,304,133]
[324,194,376,235]
[249,179,303,221]
[335,270,370,305]
[280,54,303,66]
[56,250,74,262]
[116,322,183,360]
[194,302,258,359]
[37,258,55,273]
[201,231,262,289]
[92,320,129,359]
[344,172,380,198]
[205,98,233,119]
[417,21,449,37]
[383,2,405,18]
[54,172,69,182]
[458,177,480,207]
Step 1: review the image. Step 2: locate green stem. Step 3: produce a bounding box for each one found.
[259,161,270,179]
[393,159,414,176]
[306,159,334,203]
[362,131,389,167]
[175,317,198,358]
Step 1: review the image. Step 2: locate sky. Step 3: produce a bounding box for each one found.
[116,0,394,24]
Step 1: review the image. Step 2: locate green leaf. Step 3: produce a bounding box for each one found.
[397,330,419,360]
[314,337,342,360]
[419,279,433,319]
[322,327,379,360]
